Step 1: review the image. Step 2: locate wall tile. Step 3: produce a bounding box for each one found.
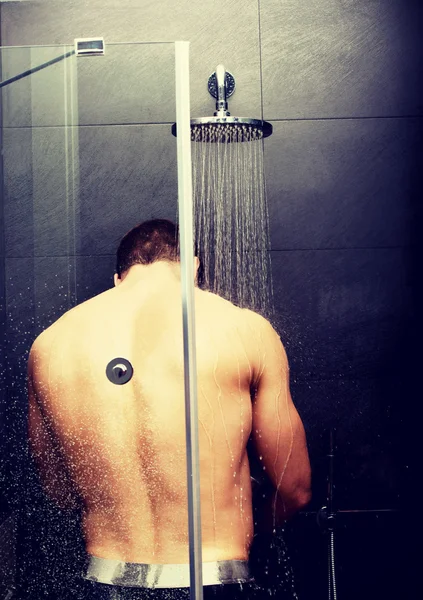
[270,247,415,379]
[1,43,176,127]
[33,256,76,334]
[76,43,176,126]
[260,0,423,119]
[4,123,177,260]
[4,257,35,368]
[0,513,17,599]
[5,256,75,359]
[1,0,262,123]
[3,126,79,257]
[77,124,178,255]
[0,254,5,324]
[1,45,73,128]
[0,254,5,299]
[265,118,422,250]
[291,376,404,510]
[75,254,116,305]
[1,254,26,519]
[3,128,34,257]
[31,127,80,258]
[0,257,6,407]
[1,46,32,127]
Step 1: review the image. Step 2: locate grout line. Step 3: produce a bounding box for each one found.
[257,0,265,122]
[269,245,414,252]
[3,254,116,259]
[2,115,422,131]
[0,42,175,49]
[265,114,423,123]
[2,122,176,130]
[0,244,420,258]
[0,245,415,259]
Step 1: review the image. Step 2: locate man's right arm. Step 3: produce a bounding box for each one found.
[251,317,311,524]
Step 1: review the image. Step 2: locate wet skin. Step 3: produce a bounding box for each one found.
[28,262,311,564]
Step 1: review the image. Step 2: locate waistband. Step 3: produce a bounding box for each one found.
[83,555,253,588]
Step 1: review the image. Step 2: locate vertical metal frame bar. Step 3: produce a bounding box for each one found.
[174,41,203,600]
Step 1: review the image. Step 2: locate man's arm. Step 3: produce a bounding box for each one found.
[28,342,81,510]
[251,318,311,525]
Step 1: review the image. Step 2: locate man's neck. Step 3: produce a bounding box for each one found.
[118,262,180,291]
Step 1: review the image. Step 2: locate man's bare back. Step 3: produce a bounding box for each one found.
[28,261,311,567]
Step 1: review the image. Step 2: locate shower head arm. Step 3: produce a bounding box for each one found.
[214,64,230,117]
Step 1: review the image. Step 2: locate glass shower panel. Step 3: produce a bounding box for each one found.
[1,44,79,342]
[1,43,82,600]
[0,41,199,599]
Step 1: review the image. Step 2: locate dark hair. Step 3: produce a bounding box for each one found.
[116,219,179,277]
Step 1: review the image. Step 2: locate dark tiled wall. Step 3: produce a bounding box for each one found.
[0,1,421,599]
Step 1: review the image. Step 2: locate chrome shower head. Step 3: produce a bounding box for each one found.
[188,117,271,142]
[171,64,272,143]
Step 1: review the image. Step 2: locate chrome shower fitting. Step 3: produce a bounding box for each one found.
[207,64,236,117]
[171,64,272,143]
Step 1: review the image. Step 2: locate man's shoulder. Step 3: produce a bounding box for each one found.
[197,290,276,334]
[239,307,277,337]
[241,306,271,326]
[236,309,285,362]
[30,292,108,357]
[29,310,72,360]
[196,289,250,319]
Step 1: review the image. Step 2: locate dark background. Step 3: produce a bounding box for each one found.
[0,1,421,599]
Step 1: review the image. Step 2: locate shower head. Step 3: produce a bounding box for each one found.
[171,64,272,143]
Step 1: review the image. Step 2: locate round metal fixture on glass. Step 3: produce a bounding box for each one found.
[106,357,134,385]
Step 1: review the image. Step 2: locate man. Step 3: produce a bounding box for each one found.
[28,219,311,599]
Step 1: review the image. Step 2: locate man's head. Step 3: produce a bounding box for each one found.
[115,219,179,283]
[115,219,200,286]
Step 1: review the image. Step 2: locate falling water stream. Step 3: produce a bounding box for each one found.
[190,123,297,598]
[191,124,273,318]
